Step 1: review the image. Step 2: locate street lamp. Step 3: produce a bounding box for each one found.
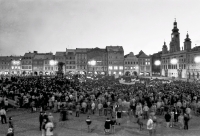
[154,60,161,66]
[194,56,200,63]
[170,58,178,65]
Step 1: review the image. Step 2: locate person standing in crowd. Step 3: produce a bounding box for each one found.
[48,113,54,123]
[178,113,184,129]
[86,116,92,132]
[143,103,149,119]
[165,111,171,128]
[0,107,7,124]
[137,114,143,131]
[110,116,116,134]
[42,118,47,136]
[39,112,44,131]
[75,103,80,117]
[116,110,122,125]
[103,102,108,116]
[147,115,154,136]
[6,128,14,136]
[184,113,190,130]
[91,101,96,115]
[45,119,54,136]
[8,117,14,129]
[4,98,9,111]
[104,117,111,135]
[152,113,157,135]
[98,102,103,116]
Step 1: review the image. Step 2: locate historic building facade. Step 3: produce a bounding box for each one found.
[160,20,200,79]
[106,46,124,76]
[137,51,152,76]
[65,49,76,74]
[124,52,139,76]
[43,53,55,75]
[187,46,200,79]
[21,51,37,75]
[76,48,88,74]
[87,47,107,75]
[55,52,66,74]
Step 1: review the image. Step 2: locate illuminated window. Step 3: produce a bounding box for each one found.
[119,71,122,75]
[113,72,116,74]
[114,66,118,70]
[119,66,123,70]
[11,66,14,69]
[109,66,113,70]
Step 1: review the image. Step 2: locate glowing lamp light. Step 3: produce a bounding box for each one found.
[135,66,139,69]
[194,56,200,63]
[170,58,178,65]
[12,60,20,65]
[88,60,96,66]
[154,60,161,66]
[49,60,58,66]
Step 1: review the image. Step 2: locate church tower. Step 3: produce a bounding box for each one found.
[184,32,192,51]
[169,19,180,53]
[162,41,168,54]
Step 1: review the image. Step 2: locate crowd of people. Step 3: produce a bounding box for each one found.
[0,75,200,136]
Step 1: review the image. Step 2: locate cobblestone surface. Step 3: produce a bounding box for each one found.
[0,109,200,136]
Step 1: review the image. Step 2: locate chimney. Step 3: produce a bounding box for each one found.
[33,51,38,54]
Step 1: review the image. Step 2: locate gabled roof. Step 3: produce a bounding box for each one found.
[136,50,149,58]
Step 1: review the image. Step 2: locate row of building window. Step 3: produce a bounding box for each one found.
[108,66,123,70]
[139,62,151,65]
[124,61,138,65]
[22,66,32,69]
[0,66,9,69]
[124,66,137,70]
[162,64,186,69]
[66,61,76,64]
[44,66,57,71]
[11,66,20,69]
[140,66,151,71]
[66,66,76,69]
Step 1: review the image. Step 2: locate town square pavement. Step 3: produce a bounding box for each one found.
[0,109,200,136]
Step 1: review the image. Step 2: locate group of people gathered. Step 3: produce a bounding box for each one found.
[0,75,200,136]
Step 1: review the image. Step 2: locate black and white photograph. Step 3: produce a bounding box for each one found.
[0,0,200,136]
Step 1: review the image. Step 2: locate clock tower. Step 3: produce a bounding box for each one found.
[169,19,180,53]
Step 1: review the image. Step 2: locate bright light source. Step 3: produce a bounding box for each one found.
[88,60,96,66]
[154,60,161,66]
[135,66,139,69]
[12,60,20,65]
[194,56,200,63]
[49,60,57,66]
[170,58,178,65]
